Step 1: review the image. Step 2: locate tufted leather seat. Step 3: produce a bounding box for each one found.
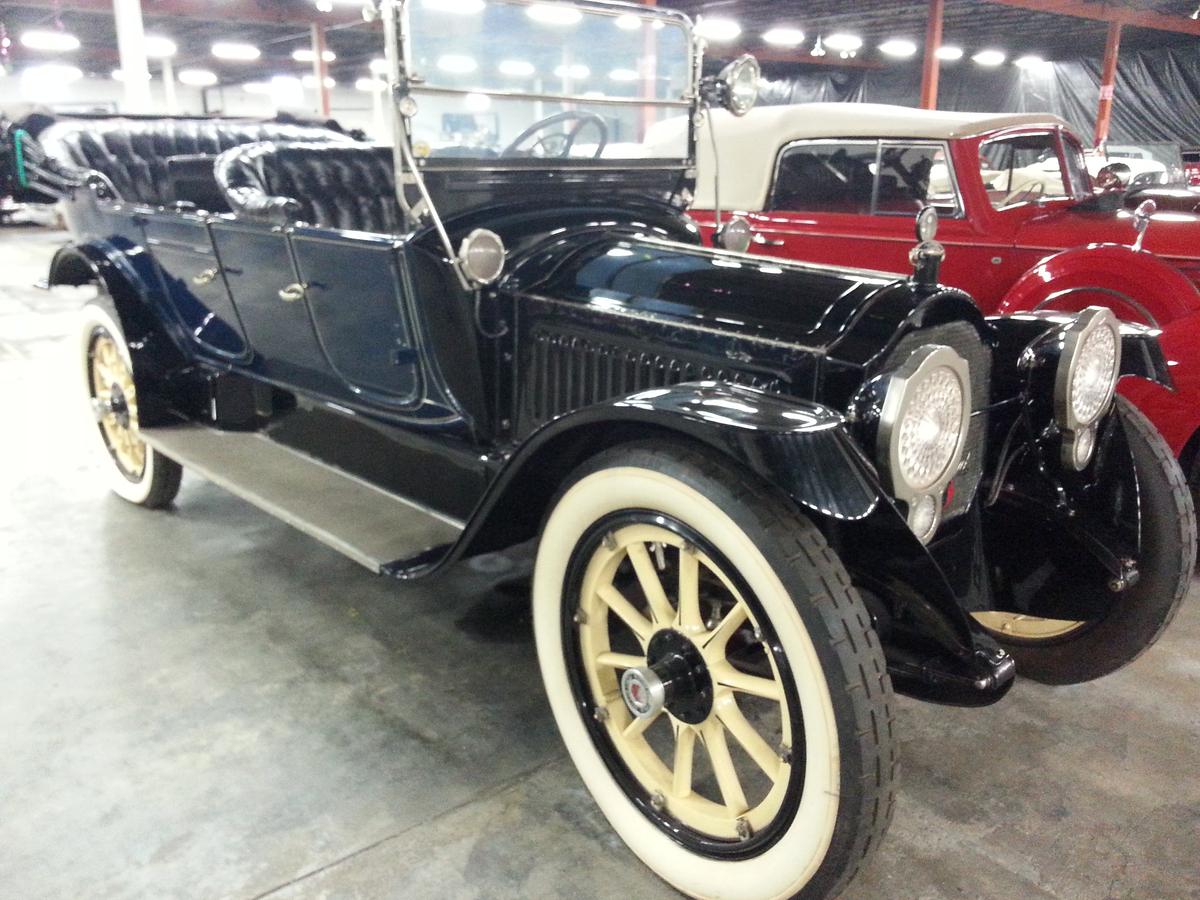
[216,142,403,233]
[37,117,355,207]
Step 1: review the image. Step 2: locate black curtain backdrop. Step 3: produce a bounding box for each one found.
[754,46,1200,146]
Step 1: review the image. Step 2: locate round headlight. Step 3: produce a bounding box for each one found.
[720,54,760,117]
[896,366,966,492]
[877,344,972,541]
[1055,307,1121,431]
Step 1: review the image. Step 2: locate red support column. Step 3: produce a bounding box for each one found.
[311,23,332,119]
[919,0,944,110]
[1094,21,1122,148]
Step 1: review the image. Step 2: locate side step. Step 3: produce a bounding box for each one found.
[141,422,463,573]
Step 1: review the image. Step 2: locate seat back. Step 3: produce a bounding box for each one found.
[36,117,355,207]
[215,142,403,233]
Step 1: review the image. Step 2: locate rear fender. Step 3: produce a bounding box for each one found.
[50,241,189,424]
[996,244,1200,326]
[427,381,1013,705]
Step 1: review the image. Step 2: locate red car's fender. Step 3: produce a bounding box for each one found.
[994,243,1200,327]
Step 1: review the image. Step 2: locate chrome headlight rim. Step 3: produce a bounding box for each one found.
[876,344,972,542]
[1054,307,1121,469]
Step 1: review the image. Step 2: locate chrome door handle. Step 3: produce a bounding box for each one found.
[278,282,307,303]
[192,267,219,286]
[753,233,785,248]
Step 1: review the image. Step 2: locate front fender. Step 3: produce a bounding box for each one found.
[422,381,1012,706]
[996,243,1200,325]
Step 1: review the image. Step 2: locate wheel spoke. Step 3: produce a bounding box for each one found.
[702,602,749,658]
[676,547,703,632]
[716,693,782,780]
[672,724,696,798]
[595,651,644,670]
[702,719,748,815]
[627,542,675,626]
[622,709,660,739]
[597,584,653,643]
[713,663,784,703]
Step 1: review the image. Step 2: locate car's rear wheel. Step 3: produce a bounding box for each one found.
[81,301,182,508]
[975,397,1194,684]
[533,443,895,900]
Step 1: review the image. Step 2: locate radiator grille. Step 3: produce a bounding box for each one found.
[883,321,990,520]
[528,331,783,426]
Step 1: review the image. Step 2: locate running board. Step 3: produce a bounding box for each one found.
[140,422,463,574]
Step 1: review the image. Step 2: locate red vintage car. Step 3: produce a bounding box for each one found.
[671,103,1200,491]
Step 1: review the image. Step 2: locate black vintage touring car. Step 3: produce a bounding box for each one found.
[2,1,1193,896]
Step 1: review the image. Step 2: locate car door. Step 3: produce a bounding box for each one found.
[209,220,339,396]
[289,227,421,405]
[143,213,250,361]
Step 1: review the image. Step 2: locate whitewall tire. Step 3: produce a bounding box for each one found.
[533,443,896,900]
[80,300,182,508]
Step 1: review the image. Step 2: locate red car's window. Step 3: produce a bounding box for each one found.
[979,133,1070,208]
[876,145,958,215]
[769,142,877,214]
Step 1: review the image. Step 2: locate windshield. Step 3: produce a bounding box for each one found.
[402,0,693,162]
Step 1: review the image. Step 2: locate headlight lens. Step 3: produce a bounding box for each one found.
[897,366,966,492]
[877,344,972,542]
[1054,307,1121,470]
[1068,321,1118,425]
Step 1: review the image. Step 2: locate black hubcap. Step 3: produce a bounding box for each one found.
[645,629,713,725]
[109,383,131,429]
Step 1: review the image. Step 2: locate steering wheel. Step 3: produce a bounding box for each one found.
[1001,180,1045,207]
[502,111,608,159]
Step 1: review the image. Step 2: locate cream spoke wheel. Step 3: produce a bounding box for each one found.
[88,331,147,481]
[571,518,798,848]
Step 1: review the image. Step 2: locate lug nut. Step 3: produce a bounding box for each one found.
[735,818,752,841]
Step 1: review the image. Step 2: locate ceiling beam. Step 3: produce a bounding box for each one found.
[718,48,885,70]
[4,0,360,28]
[983,0,1200,37]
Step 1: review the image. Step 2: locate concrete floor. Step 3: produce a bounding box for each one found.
[1,223,1198,900]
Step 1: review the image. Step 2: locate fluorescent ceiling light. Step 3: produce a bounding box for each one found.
[763,27,805,47]
[609,68,639,82]
[212,41,261,61]
[112,68,152,82]
[315,0,333,10]
[972,49,1006,66]
[437,54,477,74]
[824,32,862,52]
[369,57,388,76]
[242,81,271,94]
[695,17,741,43]
[879,38,917,58]
[464,92,492,111]
[144,36,177,59]
[615,14,642,31]
[20,30,80,52]
[936,45,964,60]
[498,59,535,77]
[554,63,590,79]
[293,48,336,62]
[1015,54,1048,69]
[423,0,485,12]
[527,3,582,26]
[355,77,387,93]
[178,68,218,87]
[301,74,337,88]
[20,63,83,86]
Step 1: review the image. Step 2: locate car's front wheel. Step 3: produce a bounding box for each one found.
[80,301,182,508]
[533,443,895,900]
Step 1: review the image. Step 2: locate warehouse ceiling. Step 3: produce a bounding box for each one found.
[1,0,1199,90]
